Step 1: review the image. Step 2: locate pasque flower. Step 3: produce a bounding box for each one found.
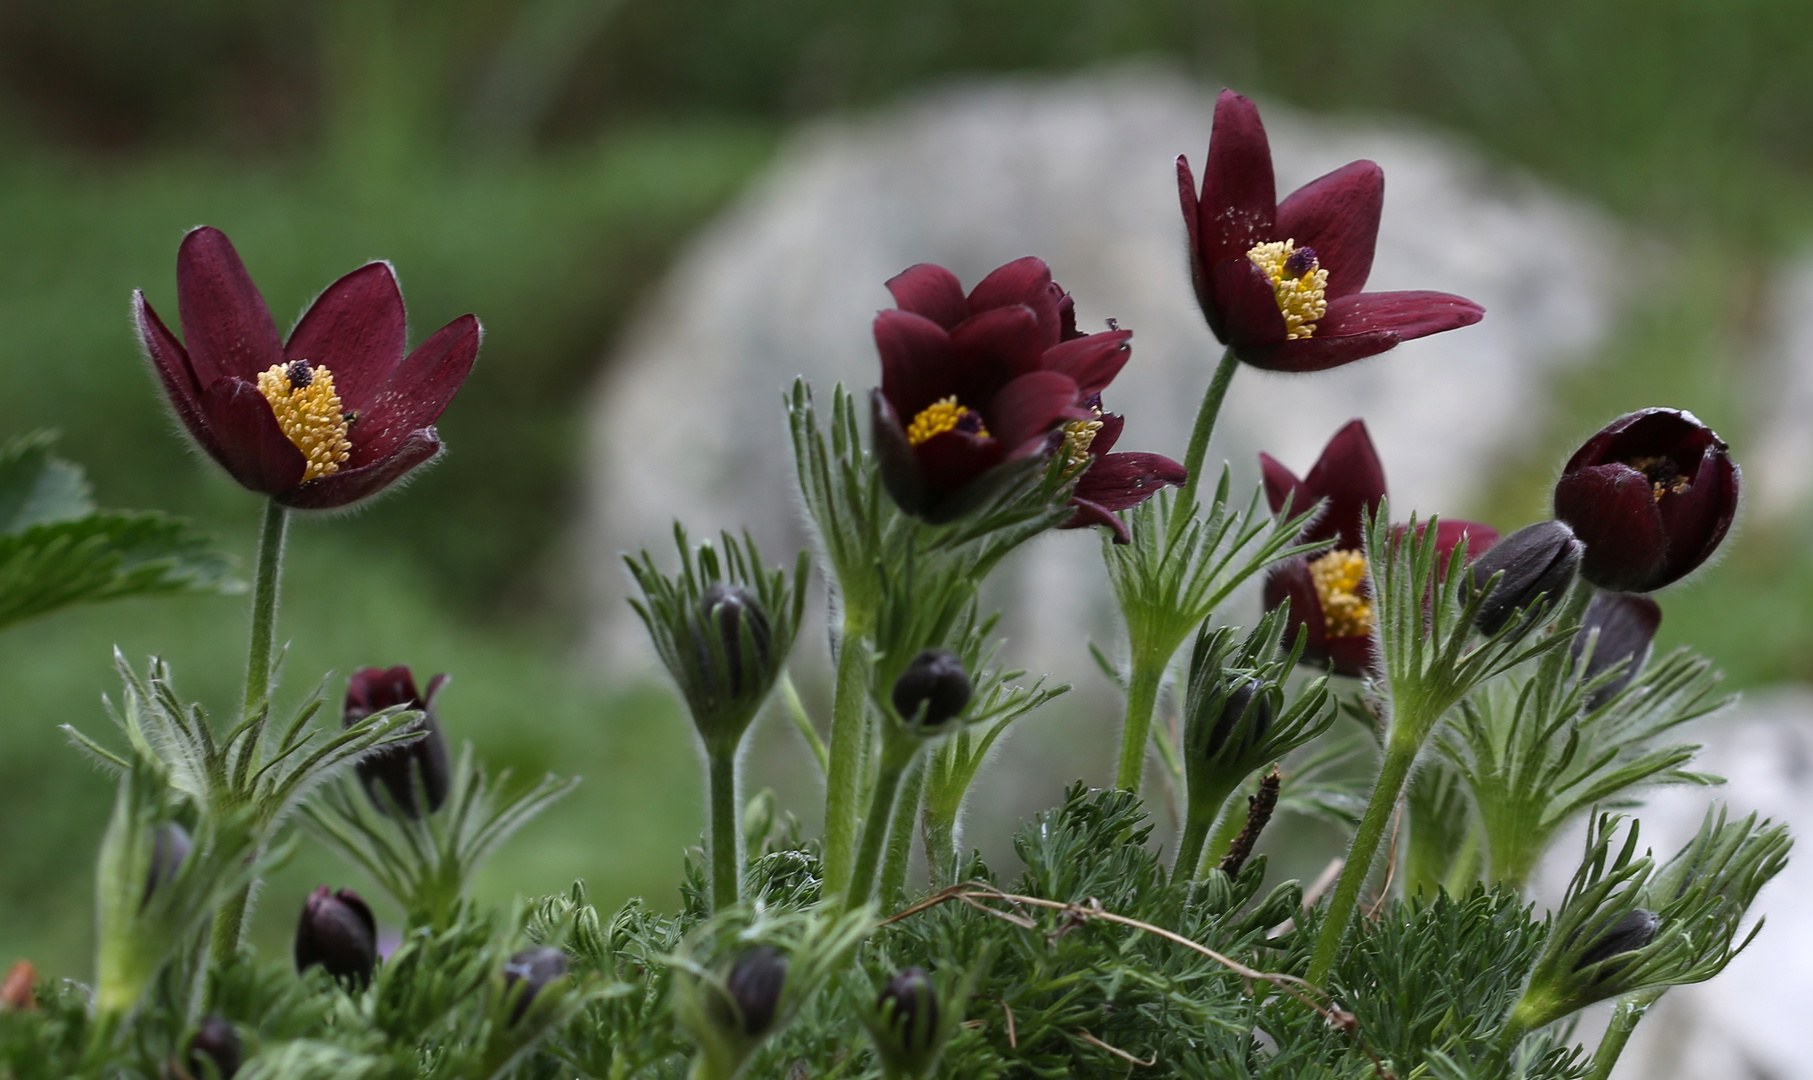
[1260,419,1499,675]
[1553,408,1739,593]
[135,226,479,509]
[871,258,1181,530]
[344,666,452,818]
[1177,90,1484,372]
[295,886,378,987]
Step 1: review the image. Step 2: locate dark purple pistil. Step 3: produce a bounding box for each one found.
[954,411,986,434]
[286,359,315,389]
[1625,455,1691,501]
[1283,246,1319,278]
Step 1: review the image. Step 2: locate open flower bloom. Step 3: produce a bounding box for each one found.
[871,257,1180,531]
[1553,408,1738,593]
[135,227,479,509]
[1056,395,1188,542]
[1260,419,1499,675]
[1177,90,1485,372]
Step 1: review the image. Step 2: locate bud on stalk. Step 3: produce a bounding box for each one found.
[870,967,943,1078]
[1467,520,1582,636]
[294,886,378,988]
[344,666,452,818]
[186,1015,242,1079]
[503,945,569,1023]
[1570,592,1662,707]
[144,821,191,907]
[719,946,788,1037]
[1574,908,1661,974]
[890,650,971,733]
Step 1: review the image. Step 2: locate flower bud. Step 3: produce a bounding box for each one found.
[503,945,569,1023]
[719,946,787,1037]
[294,886,378,988]
[144,821,191,907]
[890,650,970,731]
[871,967,942,1077]
[1570,592,1662,708]
[1467,520,1582,636]
[1554,408,1738,593]
[1202,677,1271,759]
[186,1015,242,1079]
[696,583,774,698]
[1574,908,1660,973]
[344,666,452,818]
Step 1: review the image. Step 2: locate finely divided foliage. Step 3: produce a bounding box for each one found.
[0,90,1789,1080]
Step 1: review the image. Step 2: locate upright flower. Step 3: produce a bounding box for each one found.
[1178,90,1484,372]
[1553,408,1739,593]
[871,258,1180,530]
[1260,419,1499,674]
[135,227,479,509]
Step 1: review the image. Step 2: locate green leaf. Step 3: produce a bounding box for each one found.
[0,510,237,631]
[0,431,94,534]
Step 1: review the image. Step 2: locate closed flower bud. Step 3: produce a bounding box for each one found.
[695,583,774,698]
[144,821,191,907]
[1574,908,1660,973]
[344,666,452,818]
[720,946,787,1037]
[1554,408,1738,593]
[503,946,569,1023]
[295,886,378,988]
[1468,520,1582,636]
[890,650,971,731]
[1202,677,1271,759]
[871,967,942,1077]
[186,1015,242,1079]
[1570,592,1662,708]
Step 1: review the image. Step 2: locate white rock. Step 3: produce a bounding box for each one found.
[582,66,1627,687]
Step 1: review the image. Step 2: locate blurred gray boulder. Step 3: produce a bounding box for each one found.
[583,67,1627,684]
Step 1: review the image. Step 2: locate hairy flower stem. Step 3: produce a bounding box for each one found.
[822,602,876,900]
[1584,988,1663,1080]
[1114,655,1167,791]
[1174,777,1239,881]
[708,752,739,911]
[845,735,918,912]
[878,757,926,903]
[1308,720,1423,985]
[209,498,288,968]
[1171,346,1239,541]
[923,801,957,888]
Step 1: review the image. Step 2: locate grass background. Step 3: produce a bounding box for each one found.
[1,0,1810,978]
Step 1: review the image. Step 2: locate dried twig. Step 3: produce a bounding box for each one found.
[1076,1028,1157,1068]
[1218,766,1281,878]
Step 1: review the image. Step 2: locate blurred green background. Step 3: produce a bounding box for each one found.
[2,0,1811,979]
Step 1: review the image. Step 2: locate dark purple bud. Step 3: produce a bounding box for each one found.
[503,945,569,1023]
[891,650,971,731]
[877,967,939,1055]
[697,583,774,698]
[1468,520,1583,636]
[295,886,378,988]
[1571,592,1662,708]
[1202,678,1272,758]
[344,666,452,818]
[722,947,787,1037]
[1574,908,1660,972]
[1554,409,1739,593]
[186,1015,242,1079]
[144,822,191,908]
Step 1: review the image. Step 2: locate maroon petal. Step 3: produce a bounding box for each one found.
[1302,419,1387,550]
[966,257,1063,348]
[1555,463,1670,593]
[1324,634,1376,679]
[1275,160,1384,300]
[1655,451,1738,585]
[1243,331,1401,373]
[1432,519,1500,563]
[348,315,480,469]
[1264,558,1330,667]
[886,264,970,331]
[1199,90,1277,265]
[1072,452,1187,511]
[1091,412,1125,456]
[135,292,220,457]
[1210,257,1288,349]
[876,310,960,422]
[1063,497,1131,543]
[175,226,285,384]
[1041,330,1132,397]
[279,429,442,510]
[989,371,1083,449]
[951,305,1046,403]
[871,389,925,516]
[286,261,407,415]
[1177,154,1203,268]
[913,428,1004,505]
[1316,290,1484,342]
[199,378,307,495]
[1260,452,1308,517]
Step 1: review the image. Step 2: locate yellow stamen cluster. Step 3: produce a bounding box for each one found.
[1247,239,1329,339]
[256,360,352,482]
[906,396,988,446]
[1625,456,1692,502]
[1309,548,1372,638]
[1061,409,1104,477]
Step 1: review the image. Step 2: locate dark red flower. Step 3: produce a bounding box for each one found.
[294,886,377,987]
[1177,90,1485,372]
[1260,419,1499,675]
[1056,397,1188,543]
[135,227,479,509]
[871,258,1159,524]
[1553,408,1738,593]
[344,666,452,818]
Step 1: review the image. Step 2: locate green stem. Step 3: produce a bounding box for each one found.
[1174,777,1238,881]
[1171,346,1240,537]
[1441,827,1484,896]
[1114,656,1166,792]
[1307,727,1420,985]
[708,752,740,911]
[1585,989,1663,1080]
[845,742,915,912]
[878,756,926,904]
[822,602,875,900]
[1201,786,1251,876]
[923,802,957,889]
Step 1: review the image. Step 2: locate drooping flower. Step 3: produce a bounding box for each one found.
[1553,408,1739,593]
[344,666,452,818]
[890,649,971,732]
[294,886,378,987]
[1177,90,1484,372]
[1260,419,1499,675]
[1570,591,1662,707]
[871,258,1179,529]
[135,226,479,509]
[1467,520,1583,637]
[1055,396,1187,542]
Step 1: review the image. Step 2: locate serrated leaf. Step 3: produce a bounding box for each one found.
[0,432,94,534]
[0,510,237,630]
